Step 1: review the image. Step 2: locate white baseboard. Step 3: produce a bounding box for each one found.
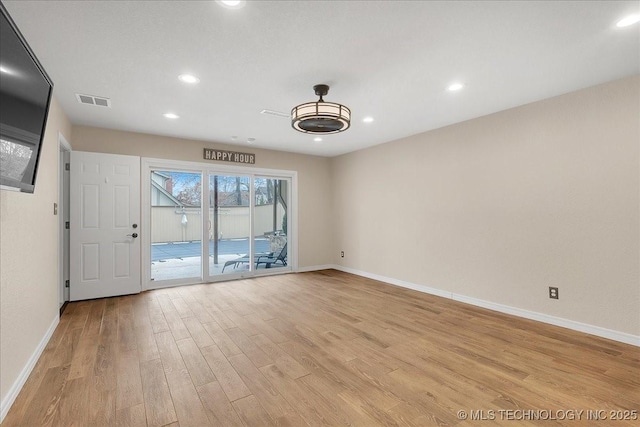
[330,265,640,347]
[0,314,60,422]
[297,264,335,273]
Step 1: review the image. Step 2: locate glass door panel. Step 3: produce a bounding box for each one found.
[208,174,253,277]
[254,177,289,272]
[150,170,202,282]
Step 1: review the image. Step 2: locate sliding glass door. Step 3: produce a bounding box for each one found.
[143,158,295,289]
[253,177,289,273]
[208,174,253,278]
[205,174,291,281]
[150,169,202,283]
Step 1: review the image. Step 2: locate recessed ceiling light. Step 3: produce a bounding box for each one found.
[178,74,200,84]
[447,82,464,91]
[363,117,374,123]
[247,137,256,144]
[163,113,179,119]
[314,137,323,142]
[616,14,640,28]
[216,0,246,9]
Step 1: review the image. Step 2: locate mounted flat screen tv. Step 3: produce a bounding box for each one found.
[0,1,53,193]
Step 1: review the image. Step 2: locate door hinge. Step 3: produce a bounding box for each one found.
[65,280,70,288]
[65,221,70,229]
[65,163,70,171]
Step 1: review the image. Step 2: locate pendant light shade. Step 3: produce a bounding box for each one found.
[291,84,351,134]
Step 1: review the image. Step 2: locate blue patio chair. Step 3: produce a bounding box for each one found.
[221,255,251,273]
[221,243,287,272]
[256,243,287,269]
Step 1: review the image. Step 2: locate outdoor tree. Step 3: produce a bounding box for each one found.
[176,179,201,206]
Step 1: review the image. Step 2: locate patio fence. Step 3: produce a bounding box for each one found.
[151,204,285,243]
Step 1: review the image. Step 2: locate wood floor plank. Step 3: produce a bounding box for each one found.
[196,381,245,427]
[243,313,288,343]
[87,385,116,427]
[131,298,159,362]
[188,300,217,324]
[51,376,90,427]
[168,295,196,319]
[118,297,138,353]
[82,299,106,337]
[175,337,217,387]
[260,363,337,426]
[115,349,144,410]
[201,320,243,357]
[154,330,189,381]
[162,308,191,341]
[146,294,171,334]
[116,403,147,427]
[232,394,276,427]
[92,317,118,393]
[182,316,215,348]
[48,327,82,368]
[139,358,177,427]
[227,353,304,425]
[18,364,70,427]
[200,344,251,402]
[225,326,274,367]
[251,333,309,379]
[164,382,211,427]
[205,306,237,329]
[4,271,638,427]
[68,333,99,380]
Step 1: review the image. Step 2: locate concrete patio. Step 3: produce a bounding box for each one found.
[151,238,286,281]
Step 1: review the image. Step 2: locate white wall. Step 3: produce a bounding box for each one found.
[332,75,640,337]
[0,97,72,408]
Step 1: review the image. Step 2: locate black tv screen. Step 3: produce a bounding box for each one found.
[0,1,53,193]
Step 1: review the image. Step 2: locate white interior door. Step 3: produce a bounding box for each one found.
[70,151,141,300]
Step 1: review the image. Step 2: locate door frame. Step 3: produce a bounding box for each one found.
[57,132,71,310]
[141,157,298,290]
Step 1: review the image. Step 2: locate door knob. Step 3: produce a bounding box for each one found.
[127,233,138,238]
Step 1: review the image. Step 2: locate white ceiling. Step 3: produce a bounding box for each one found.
[3,1,639,157]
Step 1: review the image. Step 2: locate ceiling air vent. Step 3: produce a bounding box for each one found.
[75,93,111,108]
[260,109,290,119]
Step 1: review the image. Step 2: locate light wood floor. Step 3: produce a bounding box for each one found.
[3,270,639,426]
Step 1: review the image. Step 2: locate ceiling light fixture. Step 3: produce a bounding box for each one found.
[163,113,179,119]
[291,84,351,134]
[616,14,640,27]
[178,74,200,84]
[448,82,464,91]
[363,117,374,123]
[216,0,246,9]
[314,137,323,142]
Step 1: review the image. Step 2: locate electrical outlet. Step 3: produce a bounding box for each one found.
[549,287,559,299]
[340,251,344,258]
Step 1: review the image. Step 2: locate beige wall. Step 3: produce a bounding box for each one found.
[0,98,72,402]
[332,75,640,336]
[70,126,333,269]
